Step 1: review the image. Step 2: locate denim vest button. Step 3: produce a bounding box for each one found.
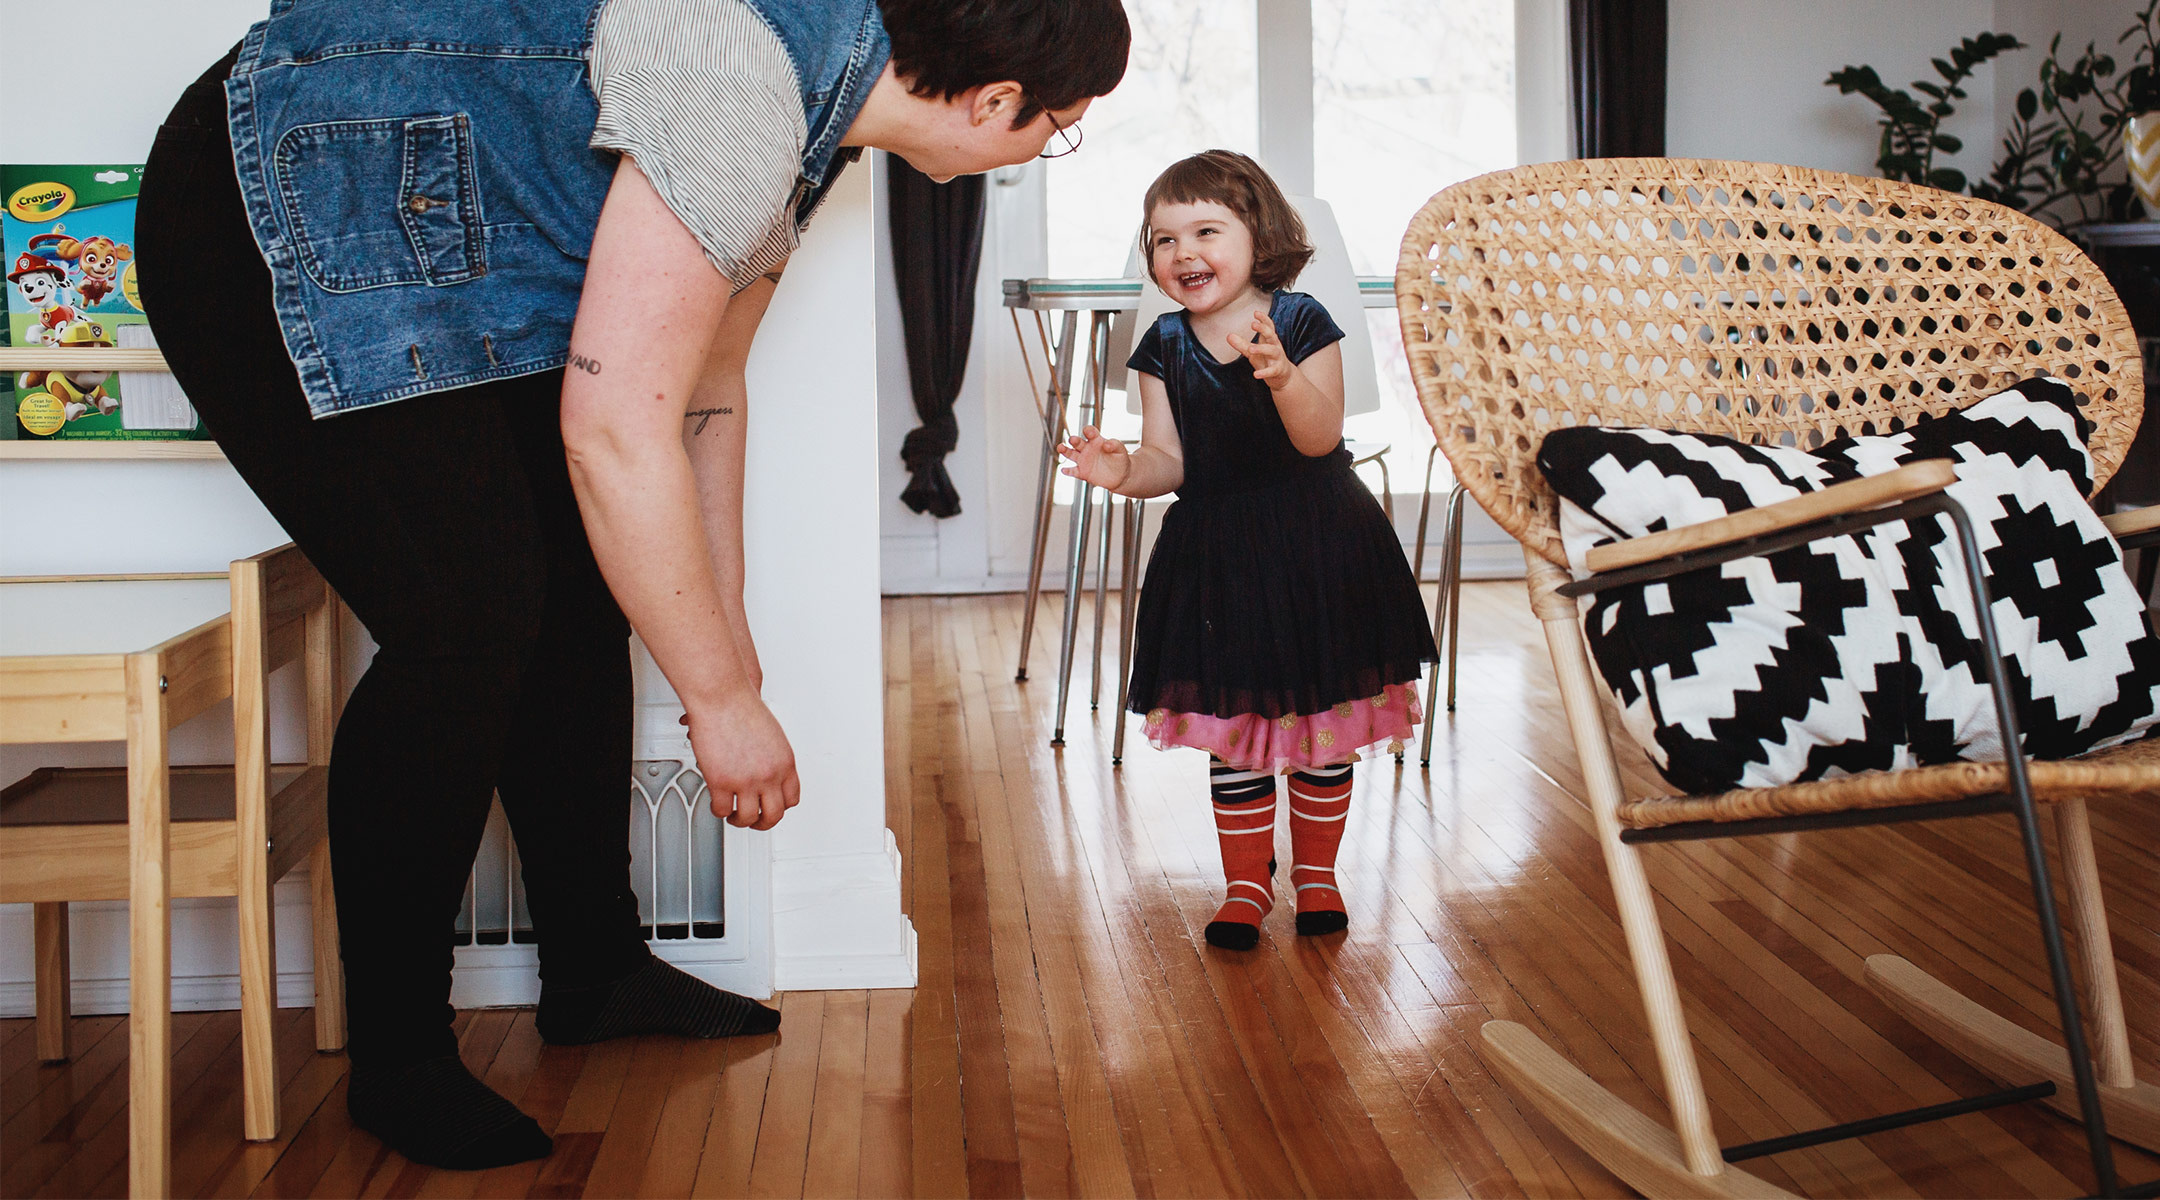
[408,195,436,214]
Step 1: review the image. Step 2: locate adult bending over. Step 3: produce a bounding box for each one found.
[136,0,1127,1170]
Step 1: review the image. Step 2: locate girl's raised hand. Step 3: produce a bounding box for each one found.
[1058,424,1132,490]
[1232,309,1294,390]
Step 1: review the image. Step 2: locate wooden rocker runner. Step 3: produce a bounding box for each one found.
[1396,159,2160,1198]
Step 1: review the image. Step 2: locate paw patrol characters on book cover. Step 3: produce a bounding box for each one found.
[3,164,203,439]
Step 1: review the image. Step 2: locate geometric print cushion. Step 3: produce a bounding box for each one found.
[1536,377,2160,795]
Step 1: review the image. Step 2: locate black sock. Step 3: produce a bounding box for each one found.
[535,955,780,1044]
[346,1055,552,1170]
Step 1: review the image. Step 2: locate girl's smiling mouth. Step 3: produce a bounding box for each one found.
[1176,270,1215,289]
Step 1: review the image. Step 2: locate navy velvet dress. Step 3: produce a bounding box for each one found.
[1122,291,1436,725]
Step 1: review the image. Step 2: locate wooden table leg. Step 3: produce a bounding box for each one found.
[125,654,172,1200]
[33,902,70,1062]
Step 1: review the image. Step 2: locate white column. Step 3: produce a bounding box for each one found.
[747,163,916,990]
[1256,0,1315,195]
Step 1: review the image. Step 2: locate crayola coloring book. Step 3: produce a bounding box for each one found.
[3,164,203,439]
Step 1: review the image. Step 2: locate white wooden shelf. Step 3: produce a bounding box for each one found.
[0,440,222,460]
[0,347,170,372]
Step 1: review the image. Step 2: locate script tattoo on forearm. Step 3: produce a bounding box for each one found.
[568,351,602,375]
[684,407,736,434]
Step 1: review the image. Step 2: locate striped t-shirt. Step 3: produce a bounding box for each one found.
[587,0,806,292]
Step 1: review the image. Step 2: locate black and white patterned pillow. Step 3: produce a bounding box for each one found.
[1537,378,2160,795]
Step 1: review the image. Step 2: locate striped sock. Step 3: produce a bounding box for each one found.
[1288,763,1353,936]
[1205,758,1278,951]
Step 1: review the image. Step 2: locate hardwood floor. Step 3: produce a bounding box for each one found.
[4,582,2156,1197]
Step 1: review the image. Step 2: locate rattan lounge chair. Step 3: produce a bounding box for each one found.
[1396,158,2160,1198]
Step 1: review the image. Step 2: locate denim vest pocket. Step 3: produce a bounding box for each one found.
[273,113,485,293]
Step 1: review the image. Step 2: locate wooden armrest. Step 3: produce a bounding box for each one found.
[2102,506,2160,539]
[1580,459,1958,574]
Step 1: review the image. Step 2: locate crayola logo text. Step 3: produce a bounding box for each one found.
[7,183,74,221]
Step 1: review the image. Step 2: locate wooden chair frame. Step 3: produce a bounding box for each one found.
[1395,159,2160,1197]
[0,543,345,1197]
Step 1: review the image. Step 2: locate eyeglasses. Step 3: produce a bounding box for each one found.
[1038,108,1084,159]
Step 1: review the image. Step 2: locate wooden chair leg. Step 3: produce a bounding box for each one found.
[306,595,348,1053]
[309,838,347,1051]
[33,902,70,1063]
[2055,797,2136,1089]
[1476,554,1787,1196]
[232,558,279,1140]
[125,654,172,1200]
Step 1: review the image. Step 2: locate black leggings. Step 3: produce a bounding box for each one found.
[138,50,647,1066]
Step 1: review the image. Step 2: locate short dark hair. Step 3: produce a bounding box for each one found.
[1141,150,1313,293]
[880,0,1130,127]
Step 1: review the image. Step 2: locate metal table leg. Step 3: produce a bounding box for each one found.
[1419,483,1466,769]
[1016,310,1080,682]
[1113,497,1144,764]
[1090,483,1114,709]
[1050,312,1112,746]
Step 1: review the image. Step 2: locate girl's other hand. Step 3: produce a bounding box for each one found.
[1232,309,1294,390]
[1057,424,1132,489]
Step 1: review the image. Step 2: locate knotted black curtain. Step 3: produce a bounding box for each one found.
[887,153,986,519]
[1569,0,1667,158]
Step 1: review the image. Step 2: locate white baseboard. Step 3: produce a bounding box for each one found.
[0,968,321,1016]
[771,832,917,990]
[773,925,918,990]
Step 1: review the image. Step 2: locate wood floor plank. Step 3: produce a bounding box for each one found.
[857,990,913,1200]
[743,990,824,1199]
[576,1036,679,1199]
[800,992,870,1199]
[686,1029,779,1198]
[626,1035,727,1199]
[902,599,970,1200]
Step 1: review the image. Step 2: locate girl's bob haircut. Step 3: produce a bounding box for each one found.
[1140,150,1313,293]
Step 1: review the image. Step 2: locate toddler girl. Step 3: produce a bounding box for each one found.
[1060,150,1436,949]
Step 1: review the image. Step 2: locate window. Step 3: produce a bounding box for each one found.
[1044,0,1258,280]
[1313,0,1517,473]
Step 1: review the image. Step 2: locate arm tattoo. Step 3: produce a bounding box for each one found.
[568,351,602,375]
[685,406,736,434]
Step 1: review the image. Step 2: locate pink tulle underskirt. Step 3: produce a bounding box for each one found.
[1142,682,1423,773]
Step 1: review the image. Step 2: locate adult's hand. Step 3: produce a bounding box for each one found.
[687,689,799,829]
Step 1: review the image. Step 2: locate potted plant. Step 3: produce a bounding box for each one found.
[1827,1,2160,227]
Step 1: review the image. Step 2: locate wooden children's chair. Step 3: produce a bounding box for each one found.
[0,543,345,1198]
[1396,159,2160,1197]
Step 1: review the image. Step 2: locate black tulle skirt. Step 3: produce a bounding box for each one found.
[1124,462,1437,720]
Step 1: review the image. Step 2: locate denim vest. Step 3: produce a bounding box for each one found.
[225,0,889,416]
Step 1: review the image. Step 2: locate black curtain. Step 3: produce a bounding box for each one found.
[1569,0,1667,158]
[887,153,986,519]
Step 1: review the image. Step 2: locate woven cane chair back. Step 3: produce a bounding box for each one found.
[1395,159,2145,567]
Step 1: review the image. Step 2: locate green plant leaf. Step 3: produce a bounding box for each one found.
[1935,133,1964,153]
[1928,167,1968,191]
[2018,87,2039,119]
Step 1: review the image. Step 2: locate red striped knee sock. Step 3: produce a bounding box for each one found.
[1288,763,1353,935]
[1206,759,1277,951]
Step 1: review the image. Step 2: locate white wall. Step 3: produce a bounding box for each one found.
[1668,0,2130,191]
[1667,0,1998,178]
